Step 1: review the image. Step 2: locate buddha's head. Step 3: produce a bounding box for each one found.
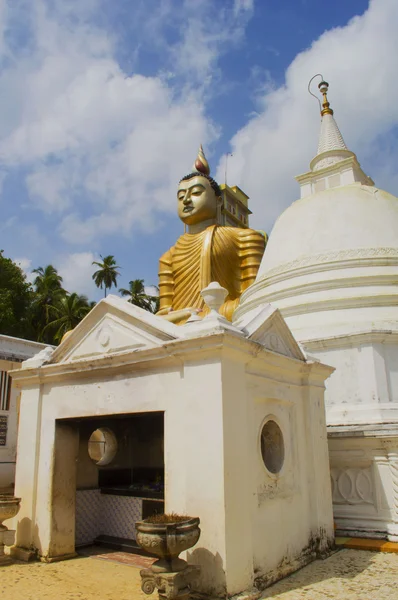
[177,145,222,226]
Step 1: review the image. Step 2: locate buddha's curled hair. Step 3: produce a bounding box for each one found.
[179,172,221,199]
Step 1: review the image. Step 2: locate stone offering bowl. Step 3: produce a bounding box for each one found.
[135,517,200,573]
[0,495,21,531]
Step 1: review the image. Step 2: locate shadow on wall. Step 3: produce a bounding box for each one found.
[13,516,41,558]
[188,547,226,598]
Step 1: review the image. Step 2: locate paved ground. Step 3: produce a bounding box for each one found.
[1,547,397,600]
[259,549,398,600]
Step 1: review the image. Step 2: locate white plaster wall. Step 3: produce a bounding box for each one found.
[307,342,398,426]
[14,358,229,597]
[219,356,254,593]
[13,334,333,597]
[247,370,333,587]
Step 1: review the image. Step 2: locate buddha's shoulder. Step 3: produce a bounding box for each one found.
[159,245,175,264]
[216,226,267,243]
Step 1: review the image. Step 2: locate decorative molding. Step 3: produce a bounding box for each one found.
[304,330,398,351]
[388,453,398,517]
[262,332,292,357]
[316,114,348,155]
[261,247,398,281]
[238,304,305,361]
[234,247,398,323]
[328,424,398,438]
[246,274,398,311]
[331,467,374,506]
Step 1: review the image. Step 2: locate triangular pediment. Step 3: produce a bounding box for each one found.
[51,295,181,364]
[235,304,305,361]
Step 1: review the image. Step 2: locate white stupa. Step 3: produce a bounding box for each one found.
[234,81,398,541]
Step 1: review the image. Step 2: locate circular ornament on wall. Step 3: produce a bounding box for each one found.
[88,427,118,466]
[260,420,285,474]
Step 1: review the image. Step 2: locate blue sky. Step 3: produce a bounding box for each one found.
[1,0,397,300]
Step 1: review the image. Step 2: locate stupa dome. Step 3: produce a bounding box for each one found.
[234,82,398,342]
[258,184,398,275]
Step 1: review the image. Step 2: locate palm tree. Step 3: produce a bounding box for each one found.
[92,255,120,297]
[32,265,66,341]
[119,279,159,312]
[44,293,92,343]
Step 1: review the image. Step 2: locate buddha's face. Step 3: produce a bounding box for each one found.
[177,175,218,226]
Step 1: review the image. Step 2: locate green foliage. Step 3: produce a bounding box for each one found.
[119,279,159,313]
[43,293,92,343]
[31,264,66,343]
[0,253,94,345]
[92,255,120,297]
[0,251,158,345]
[0,251,34,339]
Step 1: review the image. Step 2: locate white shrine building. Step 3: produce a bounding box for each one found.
[10,289,333,598]
[235,81,398,542]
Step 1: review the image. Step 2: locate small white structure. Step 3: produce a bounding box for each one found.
[235,82,398,542]
[0,335,49,490]
[11,293,333,597]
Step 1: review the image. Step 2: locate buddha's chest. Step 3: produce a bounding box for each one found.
[173,230,238,269]
[172,230,240,295]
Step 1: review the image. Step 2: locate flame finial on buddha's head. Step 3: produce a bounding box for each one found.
[192,144,210,176]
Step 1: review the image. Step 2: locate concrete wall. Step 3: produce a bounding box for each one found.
[14,358,229,595]
[12,332,333,597]
[311,341,398,427]
[220,353,333,591]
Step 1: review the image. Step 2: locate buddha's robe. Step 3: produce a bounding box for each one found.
[157,225,266,323]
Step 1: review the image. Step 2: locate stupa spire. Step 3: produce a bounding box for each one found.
[315,81,348,160]
[295,78,373,196]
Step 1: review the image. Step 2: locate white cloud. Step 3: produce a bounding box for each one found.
[13,257,33,282]
[145,285,159,297]
[167,0,253,89]
[56,252,99,298]
[233,0,254,16]
[218,0,398,232]
[13,257,32,271]
[0,0,253,246]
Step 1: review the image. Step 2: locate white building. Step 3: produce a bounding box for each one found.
[10,293,333,597]
[0,335,49,490]
[235,81,398,542]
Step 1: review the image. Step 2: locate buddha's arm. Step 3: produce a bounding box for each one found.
[157,248,174,316]
[238,229,267,292]
[218,229,266,321]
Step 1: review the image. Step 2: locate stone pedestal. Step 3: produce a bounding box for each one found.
[140,565,201,599]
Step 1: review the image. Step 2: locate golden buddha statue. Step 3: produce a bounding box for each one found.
[157,146,266,324]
